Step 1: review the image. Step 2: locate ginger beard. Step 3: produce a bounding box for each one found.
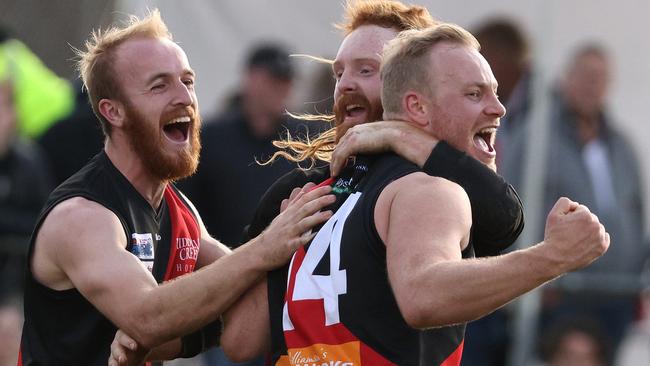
[123,102,201,181]
[333,91,383,142]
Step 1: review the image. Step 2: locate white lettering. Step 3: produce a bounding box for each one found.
[179,246,199,261]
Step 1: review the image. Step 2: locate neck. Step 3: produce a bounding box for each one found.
[575,115,601,145]
[104,138,167,209]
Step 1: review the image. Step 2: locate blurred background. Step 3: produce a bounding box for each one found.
[1,1,649,365]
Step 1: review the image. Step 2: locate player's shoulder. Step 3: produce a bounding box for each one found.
[396,171,467,195]
[45,196,122,234]
[386,171,471,212]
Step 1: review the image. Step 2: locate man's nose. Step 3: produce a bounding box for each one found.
[486,94,506,118]
[172,80,193,107]
[335,71,357,99]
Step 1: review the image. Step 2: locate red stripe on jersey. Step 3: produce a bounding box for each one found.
[440,340,464,366]
[162,186,201,281]
[313,177,335,189]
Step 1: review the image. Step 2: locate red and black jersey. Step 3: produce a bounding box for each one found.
[19,151,201,366]
[267,153,472,366]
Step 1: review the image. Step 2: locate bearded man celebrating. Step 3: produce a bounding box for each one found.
[17,10,335,366]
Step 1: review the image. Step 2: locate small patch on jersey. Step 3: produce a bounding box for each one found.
[131,232,155,260]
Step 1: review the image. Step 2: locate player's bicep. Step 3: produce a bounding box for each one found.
[43,199,158,329]
[383,176,471,303]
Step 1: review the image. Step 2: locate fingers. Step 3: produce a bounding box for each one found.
[117,330,138,351]
[280,187,302,213]
[331,125,364,177]
[293,210,333,240]
[281,183,319,212]
[109,342,127,366]
[109,330,137,366]
[551,197,579,215]
[330,145,350,177]
[302,182,317,192]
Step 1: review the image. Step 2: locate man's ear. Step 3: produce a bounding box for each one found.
[402,91,430,128]
[97,98,126,128]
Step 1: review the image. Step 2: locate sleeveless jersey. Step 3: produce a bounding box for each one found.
[267,153,473,366]
[19,151,201,365]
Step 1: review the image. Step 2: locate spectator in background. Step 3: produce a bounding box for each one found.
[179,43,307,249]
[616,285,650,365]
[0,26,74,139]
[0,80,53,297]
[178,43,305,366]
[538,318,610,366]
[473,18,531,165]
[302,60,337,116]
[504,44,646,358]
[0,296,22,366]
[38,84,104,185]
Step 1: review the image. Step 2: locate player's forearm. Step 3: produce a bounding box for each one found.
[148,339,182,361]
[399,245,561,328]
[221,279,270,362]
[388,124,436,168]
[124,239,267,349]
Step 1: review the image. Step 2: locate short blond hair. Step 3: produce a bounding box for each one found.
[381,23,479,115]
[75,9,171,136]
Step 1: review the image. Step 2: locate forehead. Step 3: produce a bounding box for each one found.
[429,42,497,88]
[114,37,192,85]
[335,25,398,64]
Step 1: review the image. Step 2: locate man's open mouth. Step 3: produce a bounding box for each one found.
[473,127,497,153]
[163,116,191,142]
[345,104,367,119]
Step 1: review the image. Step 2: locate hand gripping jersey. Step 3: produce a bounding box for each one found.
[19,151,202,366]
[268,154,473,366]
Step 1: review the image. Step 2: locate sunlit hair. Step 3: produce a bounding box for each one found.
[74,9,171,136]
[266,0,438,167]
[381,23,479,115]
[337,0,437,35]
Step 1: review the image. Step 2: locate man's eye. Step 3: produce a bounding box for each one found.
[183,79,195,87]
[151,84,165,91]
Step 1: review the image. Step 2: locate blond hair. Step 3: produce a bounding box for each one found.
[268,0,438,167]
[381,23,479,115]
[75,9,171,136]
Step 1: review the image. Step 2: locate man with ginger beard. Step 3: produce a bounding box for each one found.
[18,10,336,366]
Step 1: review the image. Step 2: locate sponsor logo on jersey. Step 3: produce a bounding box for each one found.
[176,237,199,261]
[276,341,360,366]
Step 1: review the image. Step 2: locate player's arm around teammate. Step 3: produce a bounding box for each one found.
[106,184,325,365]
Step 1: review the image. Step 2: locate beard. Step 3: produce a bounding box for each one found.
[123,102,201,182]
[333,91,383,142]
